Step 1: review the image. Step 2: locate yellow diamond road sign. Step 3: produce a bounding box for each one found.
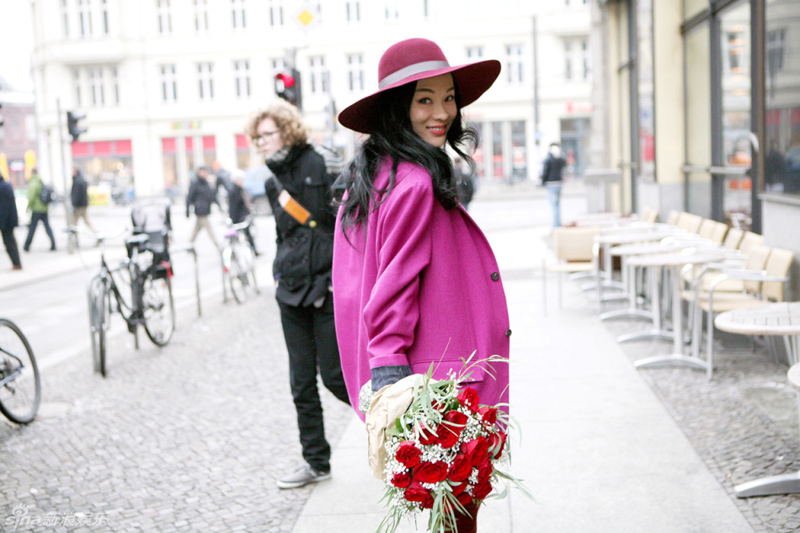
[297,9,314,27]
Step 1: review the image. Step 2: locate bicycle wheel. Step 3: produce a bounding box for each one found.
[142,270,175,346]
[0,319,41,424]
[228,248,247,304]
[88,276,108,377]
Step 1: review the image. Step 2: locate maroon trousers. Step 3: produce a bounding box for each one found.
[446,501,480,533]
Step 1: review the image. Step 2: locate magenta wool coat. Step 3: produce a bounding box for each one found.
[332,161,511,421]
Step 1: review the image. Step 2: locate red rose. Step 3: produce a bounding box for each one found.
[456,491,473,506]
[472,481,493,500]
[417,425,438,446]
[436,424,461,449]
[422,495,435,509]
[396,441,422,468]
[448,454,473,483]
[451,480,469,496]
[478,406,498,426]
[460,436,489,466]
[477,458,493,484]
[404,480,432,505]
[415,461,449,483]
[457,387,480,413]
[391,471,411,488]
[497,431,507,458]
[443,410,469,429]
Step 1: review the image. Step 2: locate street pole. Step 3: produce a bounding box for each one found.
[532,14,542,179]
[56,99,74,253]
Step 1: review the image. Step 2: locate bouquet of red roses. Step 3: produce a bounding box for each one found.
[365,357,528,533]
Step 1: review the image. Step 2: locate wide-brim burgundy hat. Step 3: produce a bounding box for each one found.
[338,38,501,134]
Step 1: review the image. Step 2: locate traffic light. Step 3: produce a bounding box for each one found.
[274,69,302,110]
[67,110,87,142]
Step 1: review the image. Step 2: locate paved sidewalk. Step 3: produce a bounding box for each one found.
[291,223,755,533]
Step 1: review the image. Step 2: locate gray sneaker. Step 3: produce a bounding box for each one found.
[276,464,331,489]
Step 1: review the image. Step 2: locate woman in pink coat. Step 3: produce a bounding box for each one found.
[332,38,510,530]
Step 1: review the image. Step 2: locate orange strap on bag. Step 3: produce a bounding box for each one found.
[278,189,317,228]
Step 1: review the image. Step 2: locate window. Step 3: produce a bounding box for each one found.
[89,68,105,106]
[78,0,93,37]
[505,44,523,85]
[423,0,438,18]
[345,0,360,22]
[194,0,209,32]
[347,54,364,92]
[564,38,590,80]
[232,0,246,30]
[111,67,119,104]
[384,0,399,21]
[268,0,283,26]
[101,0,109,34]
[309,56,328,95]
[62,0,70,37]
[725,29,747,74]
[767,29,785,74]
[466,46,483,59]
[271,58,286,74]
[197,63,214,100]
[73,69,82,107]
[157,0,172,35]
[234,60,250,98]
[161,65,177,102]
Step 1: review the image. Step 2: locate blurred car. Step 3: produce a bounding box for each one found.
[242,165,273,216]
[13,188,31,226]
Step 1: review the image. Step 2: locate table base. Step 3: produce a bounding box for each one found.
[601,308,654,322]
[634,353,709,371]
[735,471,800,498]
[618,329,673,343]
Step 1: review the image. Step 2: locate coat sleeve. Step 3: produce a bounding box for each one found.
[363,175,433,370]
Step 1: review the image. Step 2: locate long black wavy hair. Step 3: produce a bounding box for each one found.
[336,79,478,235]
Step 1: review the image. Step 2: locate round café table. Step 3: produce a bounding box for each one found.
[593,229,679,304]
[715,303,800,367]
[625,250,729,372]
[732,358,800,498]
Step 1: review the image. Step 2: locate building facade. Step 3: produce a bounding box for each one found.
[594,0,800,296]
[30,0,592,198]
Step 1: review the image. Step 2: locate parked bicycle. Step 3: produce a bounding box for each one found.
[68,226,175,377]
[222,217,259,304]
[0,318,40,424]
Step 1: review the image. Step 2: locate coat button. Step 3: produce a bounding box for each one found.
[305,176,313,184]
[490,272,500,281]
[506,329,512,337]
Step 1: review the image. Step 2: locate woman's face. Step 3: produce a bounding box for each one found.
[253,117,285,159]
[409,73,457,148]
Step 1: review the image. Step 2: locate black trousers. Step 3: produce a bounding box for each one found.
[278,295,349,472]
[1,227,21,267]
[24,212,56,250]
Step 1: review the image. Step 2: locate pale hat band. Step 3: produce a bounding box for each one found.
[378,60,450,89]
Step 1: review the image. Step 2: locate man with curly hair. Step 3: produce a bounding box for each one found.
[245,100,350,489]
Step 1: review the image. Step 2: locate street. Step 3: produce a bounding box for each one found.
[0,187,585,532]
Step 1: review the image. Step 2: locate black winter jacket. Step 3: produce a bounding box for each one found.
[0,177,18,231]
[228,183,250,224]
[541,154,567,184]
[264,143,343,307]
[71,173,89,208]
[186,177,218,217]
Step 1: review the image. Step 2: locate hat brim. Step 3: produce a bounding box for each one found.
[338,59,501,134]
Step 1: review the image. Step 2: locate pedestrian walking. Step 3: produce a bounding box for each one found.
[245,99,350,490]
[540,142,567,228]
[185,166,220,251]
[70,168,96,235]
[0,173,22,270]
[23,168,57,252]
[227,169,258,256]
[332,38,511,533]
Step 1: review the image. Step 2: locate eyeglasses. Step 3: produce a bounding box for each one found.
[252,131,280,142]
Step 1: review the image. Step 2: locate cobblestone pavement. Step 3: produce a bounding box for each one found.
[602,309,800,533]
[0,285,352,532]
